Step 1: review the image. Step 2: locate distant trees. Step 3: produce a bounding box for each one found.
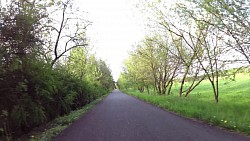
[118,0,249,103]
[123,50,153,93]
[0,0,113,140]
[119,34,180,95]
[66,48,114,93]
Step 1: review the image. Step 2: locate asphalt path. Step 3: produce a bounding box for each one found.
[54,90,250,141]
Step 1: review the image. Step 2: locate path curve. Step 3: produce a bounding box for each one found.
[54,90,250,141]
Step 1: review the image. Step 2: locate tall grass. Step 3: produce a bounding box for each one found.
[24,94,109,141]
[124,73,250,135]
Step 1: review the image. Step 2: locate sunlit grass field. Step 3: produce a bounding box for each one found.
[123,73,250,135]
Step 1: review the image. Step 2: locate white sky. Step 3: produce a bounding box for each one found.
[0,0,145,81]
[78,0,146,81]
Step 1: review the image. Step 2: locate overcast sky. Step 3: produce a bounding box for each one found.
[0,0,145,81]
[78,0,146,81]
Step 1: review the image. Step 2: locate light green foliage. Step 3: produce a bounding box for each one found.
[189,0,250,64]
[97,60,114,90]
[129,0,249,102]
[123,53,152,90]
[124,73,250,134]
[117,73,130,90]
[66,48,89,79]
[66,48,114,93]
[118,34,179,94]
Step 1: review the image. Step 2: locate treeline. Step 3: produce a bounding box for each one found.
[0,0,113,140]
[118,0,250,103]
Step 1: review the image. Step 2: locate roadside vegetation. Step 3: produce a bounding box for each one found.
[118,0,250,135]
[27,94,108,141]
[123,73,250,135]
[0,0,114,140]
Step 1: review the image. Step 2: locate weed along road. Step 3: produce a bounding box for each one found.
[53,90,249,141]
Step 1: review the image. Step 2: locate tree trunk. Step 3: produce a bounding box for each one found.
[156,80,162,94]
[184,75,205,97]
[179,71,187,96]
[138,86,144,93]
[162,83,166,95]
[167,81,173,95]
[146,85,150,95]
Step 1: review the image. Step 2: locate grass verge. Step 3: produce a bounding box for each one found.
[25,94,108,141]
[125,91,250,135]
[123,73,250,135]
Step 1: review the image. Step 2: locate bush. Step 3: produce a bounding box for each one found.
[0,60,111,140]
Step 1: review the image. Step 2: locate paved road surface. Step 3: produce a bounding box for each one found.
[54,90,249,141]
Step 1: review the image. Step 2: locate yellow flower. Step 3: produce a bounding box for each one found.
[224,120,227,123]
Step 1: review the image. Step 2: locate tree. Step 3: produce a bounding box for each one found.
[0,0,45,66]
[189,0,250,64]
[152,0,230,102]
[120,34,181,95]
[158,21,206,97]
[117,72,131,90]
[194,22,224,103]
[96,60,114,91]
[66,48,114,92]
[123,55,150,92]
[41,0,91,67]
[138,35,180,95]
[0,0,48,138]
[66,47,89,79]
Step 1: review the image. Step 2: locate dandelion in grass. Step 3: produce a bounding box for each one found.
[224,120,227,123]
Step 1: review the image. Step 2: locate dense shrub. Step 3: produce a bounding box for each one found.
[0,1,114,140]
[0,60,112,139]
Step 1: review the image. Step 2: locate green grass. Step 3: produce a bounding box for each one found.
[26,94,108,141]
[123,73,250,135]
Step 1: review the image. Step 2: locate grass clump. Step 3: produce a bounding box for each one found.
[28,94,108,141]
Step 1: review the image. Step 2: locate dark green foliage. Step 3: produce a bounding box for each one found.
[28,94,107,141]
[0,59,112,139]
[0,1,113,140]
